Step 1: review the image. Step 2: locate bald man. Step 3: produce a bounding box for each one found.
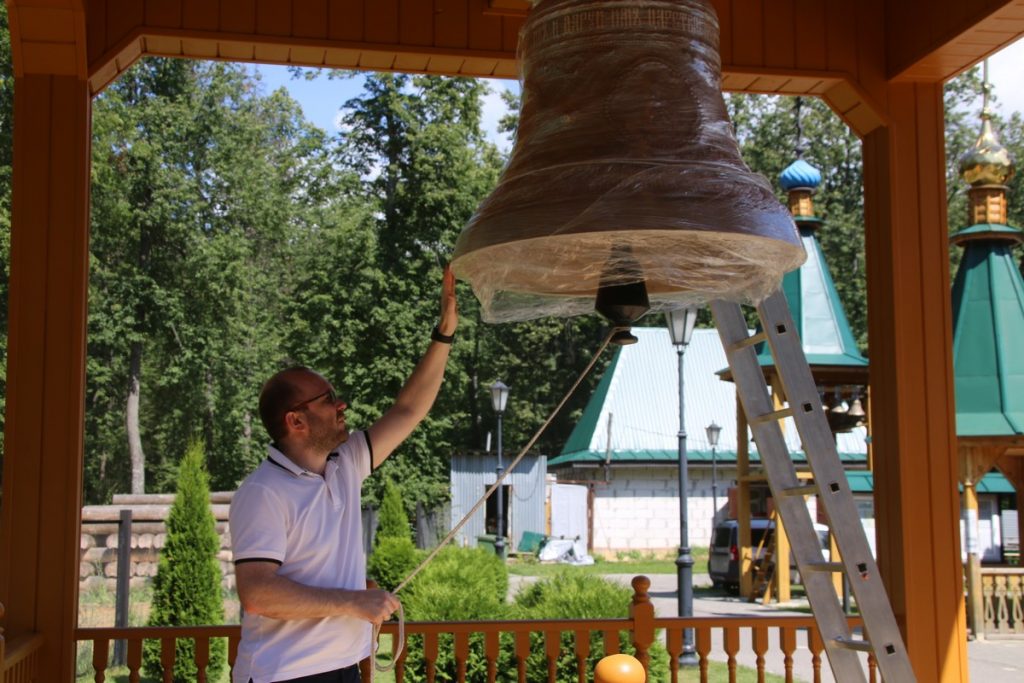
[229,268,458,683]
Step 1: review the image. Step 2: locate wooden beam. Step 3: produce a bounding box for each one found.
[888,0,1024,81]
[0,73,91,682]
[862,81,968,682]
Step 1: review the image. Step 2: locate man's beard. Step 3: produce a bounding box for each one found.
[309,415,349,453]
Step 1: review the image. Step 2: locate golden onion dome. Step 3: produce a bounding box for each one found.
[959,116,1015,187]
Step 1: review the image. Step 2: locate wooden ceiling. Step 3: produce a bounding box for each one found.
[6,1,1024,136]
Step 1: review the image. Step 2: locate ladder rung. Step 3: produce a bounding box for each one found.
[729,331,767,352]
[831,637,874,653]
[803,561,845,573]
[749,407,793,425]
[779,483,819,497]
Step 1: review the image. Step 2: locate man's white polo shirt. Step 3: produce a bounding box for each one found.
[230,431,372,683]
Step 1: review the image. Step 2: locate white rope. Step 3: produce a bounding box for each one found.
[369,326,622,679]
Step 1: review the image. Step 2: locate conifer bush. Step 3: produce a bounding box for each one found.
[508,572,671,683]
[400,546,509,682]
[376,477,411,543]
[143,440,226,681]
[367,535,421,592]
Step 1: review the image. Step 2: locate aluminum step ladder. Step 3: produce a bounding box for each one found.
[711,291,916,683]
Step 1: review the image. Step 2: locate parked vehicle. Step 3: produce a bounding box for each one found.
[708,518,830,593]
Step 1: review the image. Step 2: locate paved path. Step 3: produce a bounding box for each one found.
[509,572,1024,682]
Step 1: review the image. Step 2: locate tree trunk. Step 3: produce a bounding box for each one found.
[126,341,145,494]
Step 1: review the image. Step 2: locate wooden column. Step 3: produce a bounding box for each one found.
[736,393,753,597]
[0,74,91,682]
[963,480,983,638]
[862,81,968,683]
[996,455,1024,563]
[770,375,790,603]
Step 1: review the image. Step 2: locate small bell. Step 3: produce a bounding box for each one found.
[847,397,866,419]
[452,0,805,323]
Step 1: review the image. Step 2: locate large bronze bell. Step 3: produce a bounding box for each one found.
[452,0,805,323]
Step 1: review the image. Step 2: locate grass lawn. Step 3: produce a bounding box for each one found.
[508,547,710,577]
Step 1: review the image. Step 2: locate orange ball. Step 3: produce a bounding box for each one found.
[594,653,645,683]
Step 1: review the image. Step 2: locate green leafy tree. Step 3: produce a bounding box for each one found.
[87,59,339,500]
[323,74,613,515]
[143,439,226,681]
[726,94,868,348]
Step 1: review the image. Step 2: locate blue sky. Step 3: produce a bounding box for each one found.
[252,65,519,152]
[252,36,1023,150]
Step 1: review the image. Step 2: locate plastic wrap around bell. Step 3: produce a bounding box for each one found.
[452,0,805,323]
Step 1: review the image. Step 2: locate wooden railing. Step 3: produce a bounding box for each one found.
[981,567,1024,637]
[0,602,45,683]
[73,576,875,683]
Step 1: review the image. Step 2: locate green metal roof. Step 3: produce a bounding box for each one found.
[951,222,1023,241]
[842,470,1014,494]
[755,223,867,369]
[951,223,1024,436]
[560,349,620,456]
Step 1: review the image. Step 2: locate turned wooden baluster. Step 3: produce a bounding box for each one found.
[867,651,877,683]
[160,636,176,683]
[997,576,1010,634]
[983,574,995,634]
[574,629,590,683]
[544,629,560,682]
[194,635,210,683]
[807,627,824,683]
[696,626,713,683]
[515,630,530,683]
[779,627,796,683]
[665,627,682,683]
[603,629,620,655]
[484,630,499,683]
[228,631,239,676]
[423,632,438,683]
[91,637,109,683]
[454,631,469,682]
[629,576,654,675]
[396,632,410,683]
[127,638,143,683]
[752,625,769,683]
[1011,575,1023,634]
[723,626,740,683]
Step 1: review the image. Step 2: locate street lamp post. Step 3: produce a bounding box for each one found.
[490,380,510,559]
[666,306,699,666]
[706,421,722,525]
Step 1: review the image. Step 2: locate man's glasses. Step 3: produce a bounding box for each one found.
[288,389,337,412]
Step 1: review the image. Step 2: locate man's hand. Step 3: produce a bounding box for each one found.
[367,264,458,466]
[438,264,458,336]
[351,588,402,626]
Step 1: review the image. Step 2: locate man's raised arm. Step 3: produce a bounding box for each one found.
[368,266,458,468]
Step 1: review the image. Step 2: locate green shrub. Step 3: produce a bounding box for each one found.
[368,535,421,592]
[400,547,509,682]
[143,440,226,682]
[508,572,671,683]
[376,477,411,544]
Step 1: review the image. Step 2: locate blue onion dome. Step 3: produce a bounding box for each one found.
[779,159,822,192]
